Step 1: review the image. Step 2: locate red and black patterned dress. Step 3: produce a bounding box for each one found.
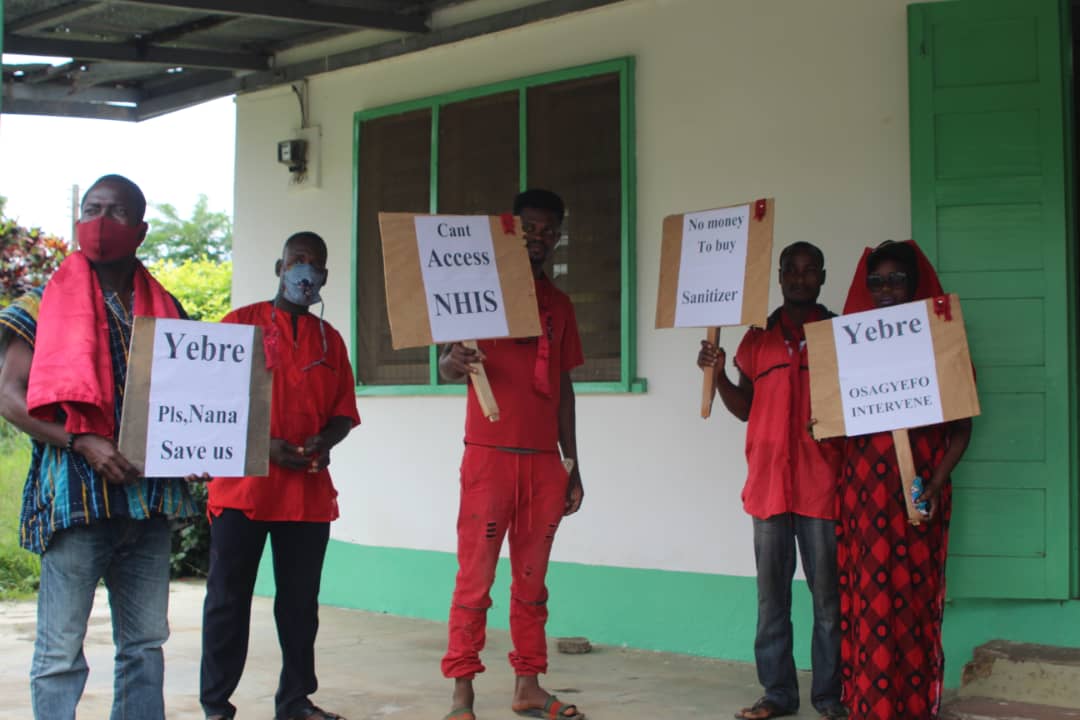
[837,425,952,719]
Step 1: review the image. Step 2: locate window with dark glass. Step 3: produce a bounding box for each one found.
[353,60,639,393]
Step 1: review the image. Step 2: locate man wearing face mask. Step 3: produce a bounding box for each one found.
[200,231,360,720]
[0,174,197,720]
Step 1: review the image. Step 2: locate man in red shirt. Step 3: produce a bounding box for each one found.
[439,189,586,720]
[698,242,845,720]
[200,232,360,720]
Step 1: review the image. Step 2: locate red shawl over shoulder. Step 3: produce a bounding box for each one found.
[26,251,180,438]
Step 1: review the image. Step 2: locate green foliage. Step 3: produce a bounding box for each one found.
[0,550,40,599]
[0,419,211,583]
[145,256,231,576]
[147,258,233,322]
[0,193,59,595]
[142,194,232,264]
[0,415,21,444]
[171,482,211,578]
[0,195,69,305]
[0,432,39,599]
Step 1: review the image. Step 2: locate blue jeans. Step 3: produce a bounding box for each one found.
[752,513,841,713]
[31,517,172,720]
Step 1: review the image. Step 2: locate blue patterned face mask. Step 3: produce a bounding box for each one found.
[280,263,326,306]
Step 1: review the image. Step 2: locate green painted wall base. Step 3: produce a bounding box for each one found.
[255,539,1080,689]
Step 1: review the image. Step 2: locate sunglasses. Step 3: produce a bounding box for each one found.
[866,271,909,292]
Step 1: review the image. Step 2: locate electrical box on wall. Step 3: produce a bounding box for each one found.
[286,126,321,191]
[277,139,306,171]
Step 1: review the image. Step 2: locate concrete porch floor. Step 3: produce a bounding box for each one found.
[0,580,823,719]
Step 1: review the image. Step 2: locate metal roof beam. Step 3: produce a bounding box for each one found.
[135,0,628,119]
[135,72,239,120]
[6,1,103,34]
[3,35,268,71]
[251,0,628,89]
[2,82,143,103]
[111,0,429,33]
[17,61,82,84]
[2,98,137,121]
[142,68,234,96]
[141,14,239,44]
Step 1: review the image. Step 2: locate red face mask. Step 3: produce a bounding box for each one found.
[77,215,147,263]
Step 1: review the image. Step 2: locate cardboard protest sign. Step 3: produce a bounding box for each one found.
[378,213,540,348]
[807,294,979,525]
[655,198,774,330]
[119,317,272,477]
[655,198,775,417]
[805,294,979,439]
[378,213,541,421]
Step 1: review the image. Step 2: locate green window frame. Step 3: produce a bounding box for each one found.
[350,56,645,396]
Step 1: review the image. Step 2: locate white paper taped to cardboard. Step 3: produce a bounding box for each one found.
[673,204,751,328]
[415,215,510,342]
[832,301,944,436]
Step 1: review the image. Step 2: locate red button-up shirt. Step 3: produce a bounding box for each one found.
[733,309,840,520]
[208,302,361,522]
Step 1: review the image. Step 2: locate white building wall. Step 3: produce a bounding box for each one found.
[232,0,916,579]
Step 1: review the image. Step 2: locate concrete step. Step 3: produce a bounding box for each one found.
[942,697,1080,720]
[959,640,1080,709]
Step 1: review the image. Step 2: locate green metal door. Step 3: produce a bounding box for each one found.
[909,0,1076,598]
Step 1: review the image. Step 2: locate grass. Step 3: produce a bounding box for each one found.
[0,431,39,600]
[0,420,208,598]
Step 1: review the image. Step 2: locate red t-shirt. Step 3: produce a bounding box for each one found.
[733,310,841,520]
[464,275,584,452]
[208,302,361,522]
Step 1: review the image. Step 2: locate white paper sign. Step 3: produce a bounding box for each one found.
[673,204,751,327]
[833,301,944,435]
[415,215,510,342]
[143,319,255,477]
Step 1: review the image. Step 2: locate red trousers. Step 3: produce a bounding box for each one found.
[441,444,569,679]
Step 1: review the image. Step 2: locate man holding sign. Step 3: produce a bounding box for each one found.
[0,175,197,720]
[200,232,360,720]
[438,190,586,720]
[698,242,846,720]
[831,241,972,720]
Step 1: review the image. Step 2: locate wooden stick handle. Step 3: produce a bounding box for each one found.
[701,327,720,418]
[463,340,499,422]
[892,428,923,525]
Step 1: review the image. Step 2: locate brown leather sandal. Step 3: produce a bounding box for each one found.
[512,695,585,719]
[734,698,796,720]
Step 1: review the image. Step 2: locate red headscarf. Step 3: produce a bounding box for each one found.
[842,240,945,314]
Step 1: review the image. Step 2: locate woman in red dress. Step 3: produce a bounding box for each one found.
[836,241,973,719]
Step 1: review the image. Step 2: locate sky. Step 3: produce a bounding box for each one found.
[0,55,236,241]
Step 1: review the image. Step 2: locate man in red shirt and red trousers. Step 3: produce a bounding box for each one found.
[698,242,847,720]
[439,189,587,720]
[200,231,361,720]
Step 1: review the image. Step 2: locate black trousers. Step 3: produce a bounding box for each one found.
[199,508,331,719]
